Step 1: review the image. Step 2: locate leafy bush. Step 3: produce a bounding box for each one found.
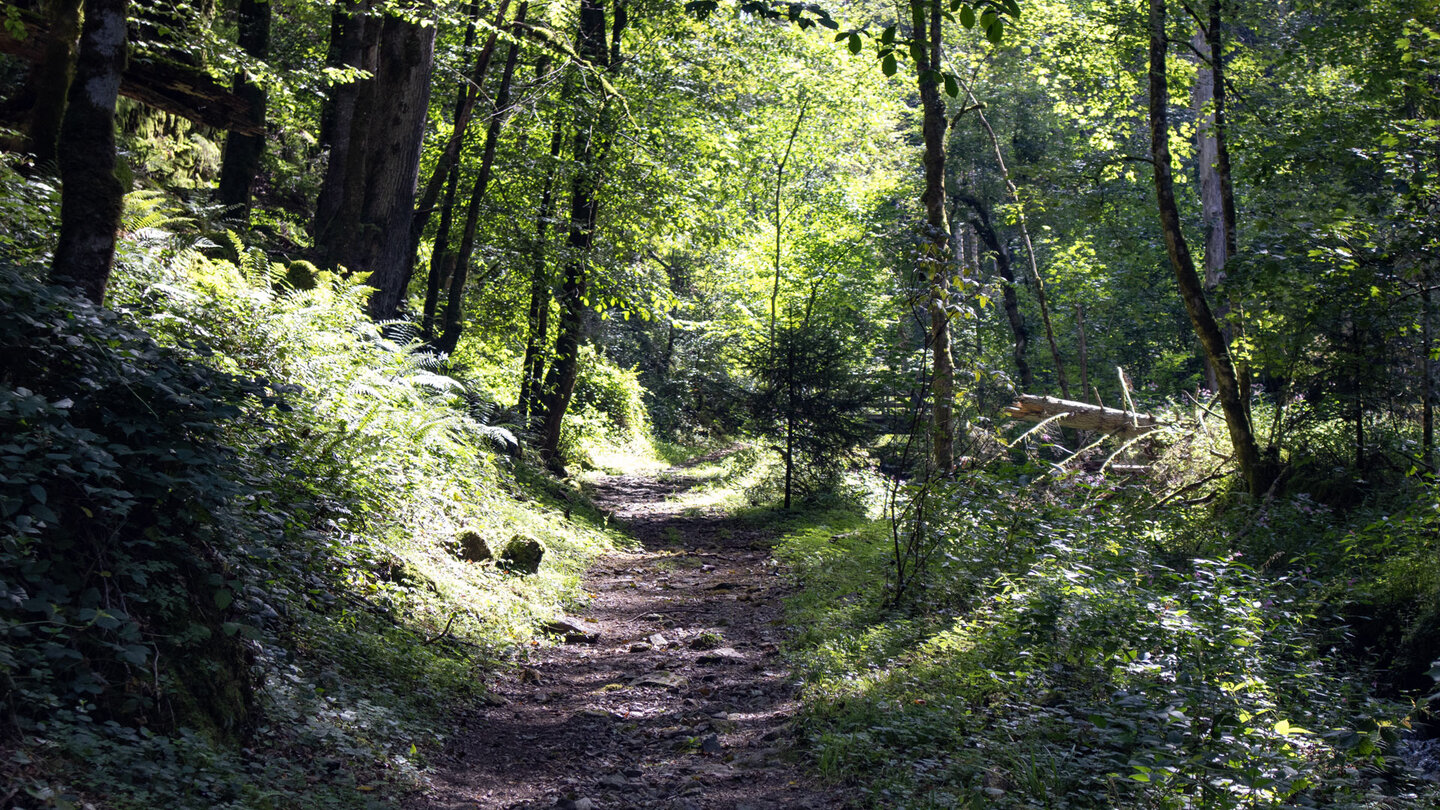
[0,267,268,733]
[779,471,1430,809]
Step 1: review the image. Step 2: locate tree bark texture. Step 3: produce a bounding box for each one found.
[24,0,84,168]
[538,0,618,465]
[914,0,955,475]
[312,1,436,320]
[1149,0,1267,496]
[51,0,127,305]
[216,0,271,221]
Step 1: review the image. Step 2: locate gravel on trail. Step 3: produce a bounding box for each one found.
[405,463,856,810]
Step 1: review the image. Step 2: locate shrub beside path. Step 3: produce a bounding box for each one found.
[407,462,855,810]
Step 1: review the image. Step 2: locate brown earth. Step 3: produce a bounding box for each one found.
[406,460,856,810]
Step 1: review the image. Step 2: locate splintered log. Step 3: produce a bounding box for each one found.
[1004,394,1157,439]
[0,12,261,135]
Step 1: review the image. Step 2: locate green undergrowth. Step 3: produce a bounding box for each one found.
[770,471,1440,810]
[1,202,634,808]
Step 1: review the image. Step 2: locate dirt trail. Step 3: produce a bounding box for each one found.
[408,462,855,810]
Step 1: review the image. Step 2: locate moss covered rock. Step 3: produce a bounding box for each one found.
[456,527,493,562]
[500,534,545,575]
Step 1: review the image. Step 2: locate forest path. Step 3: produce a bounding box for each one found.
[409,454,855,810]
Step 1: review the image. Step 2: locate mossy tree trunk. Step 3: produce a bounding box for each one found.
[24,0,84,169]
[913,0,955,474]
[51,0,127,305]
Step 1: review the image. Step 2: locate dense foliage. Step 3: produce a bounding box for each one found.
[3,0,1440,805]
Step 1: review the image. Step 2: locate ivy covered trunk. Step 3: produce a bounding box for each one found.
[51,0,128,304]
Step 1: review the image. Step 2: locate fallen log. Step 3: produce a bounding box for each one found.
[1003,394,1157,439]
[0,11,261,135]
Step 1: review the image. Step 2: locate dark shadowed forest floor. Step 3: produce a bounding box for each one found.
[407,457,853,810]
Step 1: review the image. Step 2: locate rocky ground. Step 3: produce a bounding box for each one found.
[406,461,855,810]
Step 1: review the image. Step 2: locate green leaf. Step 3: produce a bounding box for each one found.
[214,588,234,610]
[959,5,975,27]
[881,24,896,44]
[882,53,897,76]
[28,484,45,505]
[944,73,959,97]
[849,32,862,53]
[1002,0,1020,18]
[986,19,1004,43]
[908,41,925,62]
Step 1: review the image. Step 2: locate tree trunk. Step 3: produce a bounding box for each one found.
[961,195,1032,392]
[437,19,525,354]
[408,0,511,294]
[216,0,270,221]
[913,0,954,474]
[24,0,83,169]
[50,0,127,305]
[1076,304,1091,402]
[313,1,436,321]
[1004,394,1157,439]
[1149,0,1267,496]
[538,0,619,467]
[314,0,378,259]
[519,116,568,423]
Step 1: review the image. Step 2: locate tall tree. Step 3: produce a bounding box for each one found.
[437,9,528,354]
[50,0,128,304]
[518,115,568,423]
[537,0,624,467]
[313,0,436,320]
[1149,0,1267,495]
[913,0,956,474]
